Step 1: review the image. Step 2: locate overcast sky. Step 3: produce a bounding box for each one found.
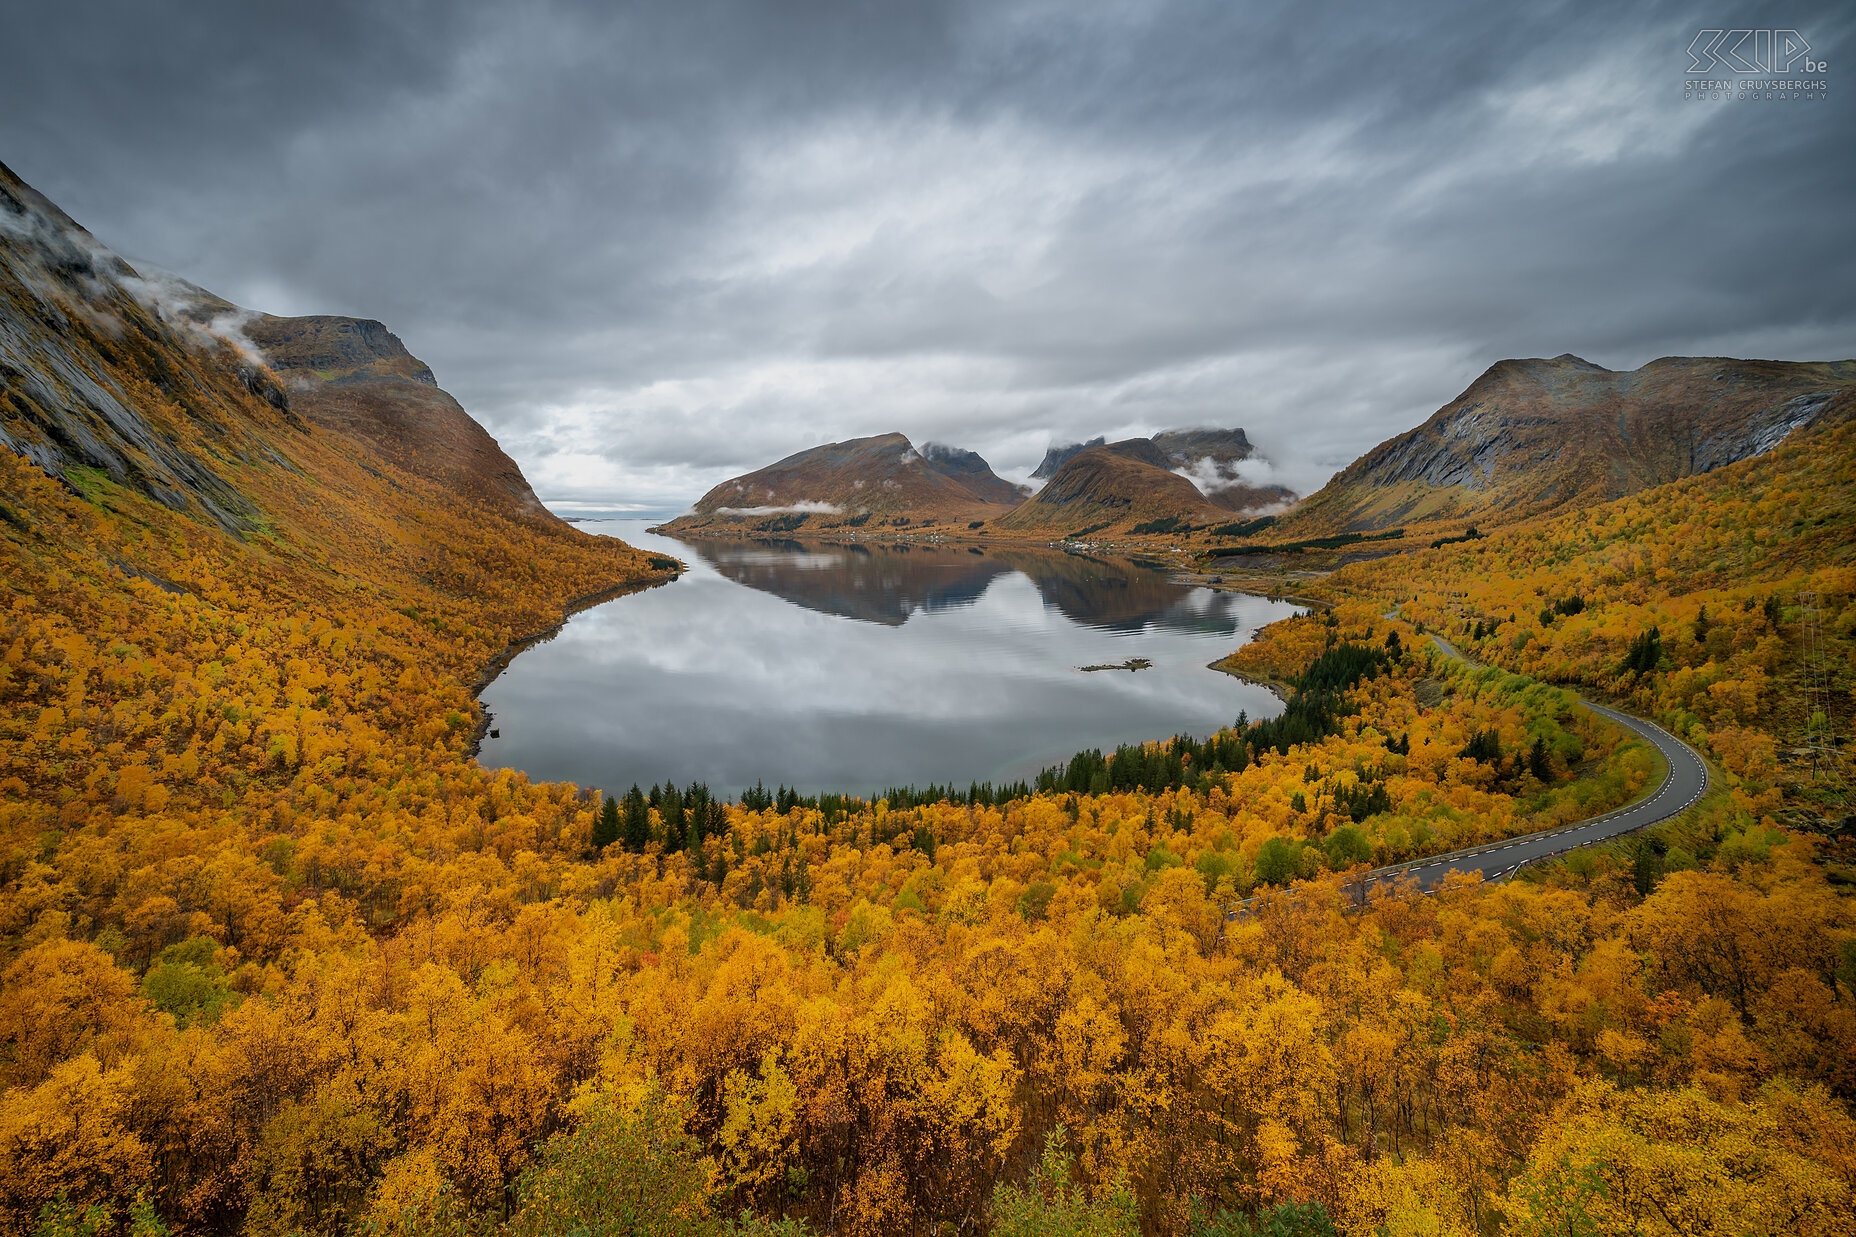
[4,1,1852,513]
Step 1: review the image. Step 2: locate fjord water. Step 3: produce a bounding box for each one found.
[477,520,1298,798]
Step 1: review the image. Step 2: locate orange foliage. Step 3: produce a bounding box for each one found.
[2,328,1853,1233]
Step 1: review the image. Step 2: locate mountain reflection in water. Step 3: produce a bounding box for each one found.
[683,536,1253,636]
[476,521,1300,798]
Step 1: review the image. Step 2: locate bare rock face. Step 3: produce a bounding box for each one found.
[918,441,1030,505]
[1,160,558,530]
[1150,429,1294,512]
[1288,354,1856,534]
[1151,427,1255,466]
[244,316,437,386]
[1031,436,1105,479]
[0,160,269,532]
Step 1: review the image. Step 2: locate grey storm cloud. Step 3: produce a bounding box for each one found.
[3,0,1852,513]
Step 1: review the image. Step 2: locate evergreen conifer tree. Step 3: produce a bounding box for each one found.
[661,782,685,852]
[622,784,650,853]
[1528,735,1552,782]
[593,795,620,852]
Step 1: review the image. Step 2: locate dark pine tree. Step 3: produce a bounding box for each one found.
[1632,842,1660,897]
[1459,728,1502,763]
[661,781,685,851]
[593,795,620,852]
[1528,735,1552,782]
[622,784,650,853]
[1621,625,1663,675]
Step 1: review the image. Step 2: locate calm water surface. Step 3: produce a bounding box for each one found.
[477,520,1299,798]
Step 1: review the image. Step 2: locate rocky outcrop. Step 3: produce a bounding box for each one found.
[1151,427,1293,511]
[918,441,1030,505]
[0,160,271,532]
[1286,354,1856,535]
[1032,426,1293,514]
[1151,427,1255,466]
[1031,436,1105,479]
[1,160,558,532]
[1691,389,1839,473]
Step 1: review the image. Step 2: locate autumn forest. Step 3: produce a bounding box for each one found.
[3,162,1856,1237]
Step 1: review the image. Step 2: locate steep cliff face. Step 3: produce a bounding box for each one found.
[1031,436,1105,479]
[1151,427,1254,466]
[1150,427,1293,512]
[917,441,1028,505]
[1286,354,1856,535]
[244,315,436,385]
[661,432,1023,534]
[0,161,281,533]
[0,160,556,532]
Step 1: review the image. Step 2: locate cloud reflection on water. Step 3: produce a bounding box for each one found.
[477,522,1299,797]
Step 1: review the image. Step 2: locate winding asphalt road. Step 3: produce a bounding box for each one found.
[1226,633,1711,915]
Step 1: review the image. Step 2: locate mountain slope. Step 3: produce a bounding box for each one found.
[0,158,661,638]
[1336,381,1855,793]
[1031,435,1105,479]
[0,164,279,534]
[1029,426,1293,517]
[994,440,1231,534]
[916,441,1026,505]
[1,160,562,529]
[659,431,1023,535]
[245,314,547,516]
[1152,427,1294,512]
[0,164,678,1233]
[1284,354,1856,537]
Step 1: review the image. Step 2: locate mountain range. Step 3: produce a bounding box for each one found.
[1279,353,1855,540]
[659,426,1294,539]
[661,350,1854,549]
[6,153,1850,568]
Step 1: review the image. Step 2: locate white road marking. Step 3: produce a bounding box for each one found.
[1222,633,1711,917]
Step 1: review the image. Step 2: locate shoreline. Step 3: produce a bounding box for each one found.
[464,573,677,760]
[1207,659,1293,703]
